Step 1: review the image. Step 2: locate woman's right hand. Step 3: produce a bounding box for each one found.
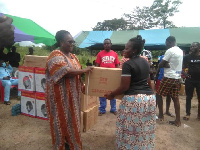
[83,66,94,73]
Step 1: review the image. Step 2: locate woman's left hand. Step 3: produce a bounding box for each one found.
[104,92,114,100]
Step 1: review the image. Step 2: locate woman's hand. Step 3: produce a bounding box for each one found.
[83,66,94,73]
[104,92,114,100]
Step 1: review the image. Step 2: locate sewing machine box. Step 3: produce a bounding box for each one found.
[81,111,83,133]
[81,94,98,111]
[85,67,123,99]
[35,92,47,120]
[83,105,98,132]
[23,55,48,68]
[21,91,36,117]
[35,68,46,93]
[18,66,35,92]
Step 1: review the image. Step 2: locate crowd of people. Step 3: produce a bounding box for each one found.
[0,46,33,105]
[0,28,199,149]
[44,29,200,150]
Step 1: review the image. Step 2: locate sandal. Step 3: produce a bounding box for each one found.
[111,111,117,115]
[4,101,11,105]
[183,115,190,121]
[169,121,181,127]
[98,111,105,116]
[158,115,164,121]
[165,112,175,117]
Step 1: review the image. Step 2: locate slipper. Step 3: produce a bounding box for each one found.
[158,115,164,121]
[98,112,105,116]
[183,115,190,121]
[169,121,180,127]
[110,111,117,115]
[4,101,11,105]
[165,112,175,117]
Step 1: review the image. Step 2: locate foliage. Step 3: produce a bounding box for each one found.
[92,0,182,31]
[124,6,154,30]
[92,18,128,31]
[150,0,182,28]
[151,50,166,59]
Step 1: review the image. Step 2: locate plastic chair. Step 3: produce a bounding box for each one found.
[0,78,18,103]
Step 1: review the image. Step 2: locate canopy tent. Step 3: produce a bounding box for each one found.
[74,27,200,51]
[0,13,55,46]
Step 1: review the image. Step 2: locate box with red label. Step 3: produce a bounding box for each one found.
[36,92,47,120]
[85,67,123,99]
[18,66,35,92]
[21,91,36,117]
[81,94,98,111]
[35,68,46,93]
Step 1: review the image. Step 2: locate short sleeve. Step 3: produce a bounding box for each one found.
[163,49,172,62]
[122,62,131,77]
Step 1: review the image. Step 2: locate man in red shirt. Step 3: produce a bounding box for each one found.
[95,39,120,115]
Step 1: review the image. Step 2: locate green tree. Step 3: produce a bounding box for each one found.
[150,0,182,28]
[123,0,182,29]
[124,6,154,30]
[92,18,127,31]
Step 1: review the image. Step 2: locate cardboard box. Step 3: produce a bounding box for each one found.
[83,105,96,132]
[81,111,83,133]
[36,92,47,120]
[81,94,98,111]
[18,66,35,92]
[35,68,46,93]
[85,67,123,99]
[21,91,36,117]
[93,105,99,124]
[23,55,48,68]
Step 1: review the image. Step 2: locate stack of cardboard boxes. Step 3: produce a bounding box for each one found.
[19,55,48,120]
[19,55,100,132]
[81,94,99,132]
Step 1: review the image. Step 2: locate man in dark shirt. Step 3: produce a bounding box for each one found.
[0,47,8,62]
[7,46,21,76]
[182,42,200,120]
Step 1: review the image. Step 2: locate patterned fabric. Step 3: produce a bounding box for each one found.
[157,77,180,98]
[45,50,82,150]
[116,94,156,150]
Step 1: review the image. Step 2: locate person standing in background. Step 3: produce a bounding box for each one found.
[7,46,21,76]
[157,36,183,127]
[182,42,200,121]
[155,55,174,117]
[0,47,8,62]
[95,38,120,116]
[28,47,34,55]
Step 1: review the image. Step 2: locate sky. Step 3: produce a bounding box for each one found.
[0,0,200,37]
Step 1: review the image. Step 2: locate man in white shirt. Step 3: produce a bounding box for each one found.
[157,36,183,127]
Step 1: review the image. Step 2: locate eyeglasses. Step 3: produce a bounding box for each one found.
[66,40,75,44]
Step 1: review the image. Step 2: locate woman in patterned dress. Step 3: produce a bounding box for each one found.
[45,30,93,150]
[105,35,156,150]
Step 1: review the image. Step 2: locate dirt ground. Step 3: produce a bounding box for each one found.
[0,90,200,150]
